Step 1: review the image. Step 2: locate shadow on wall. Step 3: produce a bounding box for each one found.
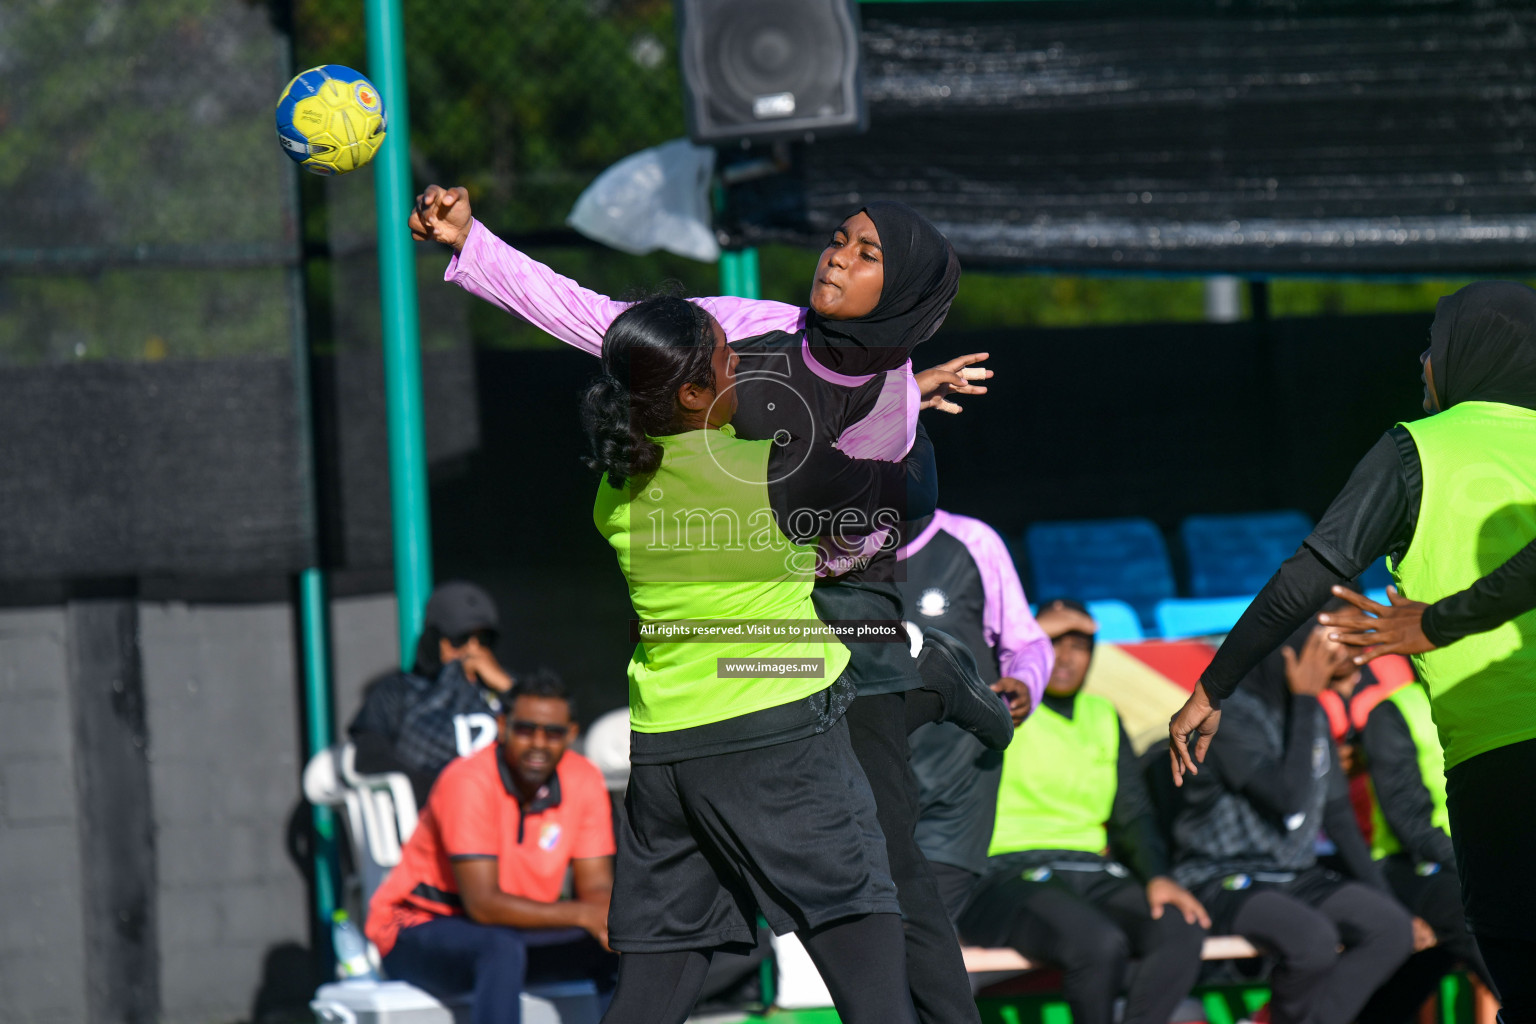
[244,802,329,1024]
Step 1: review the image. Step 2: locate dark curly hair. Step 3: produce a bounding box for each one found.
[581,296,717,489]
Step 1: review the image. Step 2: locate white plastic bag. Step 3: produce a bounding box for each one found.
[567,138,720,262]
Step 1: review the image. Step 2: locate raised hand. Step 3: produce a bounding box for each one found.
[916,351,992,414]
[1281,626,1348,697]
[1318,585,1436,665]
[409,184,474,252]
[1035,601,1099,641]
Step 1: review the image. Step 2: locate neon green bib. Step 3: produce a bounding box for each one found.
[1369,682,1451,860]
[989,692,1120,856]
[1394,401,1536,769]
[594,426,850,733]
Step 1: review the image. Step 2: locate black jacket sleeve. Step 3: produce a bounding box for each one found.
[347,674,433,800]
[1108,721,1171,881]
[1422,535,1536,647]
[1202,430,1420,701]
[768,420,937,541]
[1321,740,1388,890]
[1206,691,1320,820]
[1362,700,1456,865]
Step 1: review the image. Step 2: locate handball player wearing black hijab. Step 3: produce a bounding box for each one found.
[1168,282,1536,1016]
[412,187,1007,1024]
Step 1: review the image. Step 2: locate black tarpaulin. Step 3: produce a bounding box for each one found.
[722,1,1536,273]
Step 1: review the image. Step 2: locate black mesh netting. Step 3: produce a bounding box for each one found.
[0,0,478,581]
[722,0,1536,274]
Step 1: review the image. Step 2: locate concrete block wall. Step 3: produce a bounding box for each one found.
[140,601,312,1024]
[0,593,400,1024]
[0,609,87,1023]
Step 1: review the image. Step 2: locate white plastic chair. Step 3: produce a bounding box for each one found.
[303,743,601,1024]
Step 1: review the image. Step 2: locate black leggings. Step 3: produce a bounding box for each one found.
[959,866,1205,1024]
[1359,857,1492,1024]
[847,692,983,1024]
[1446,738,1536,1023]
[1217,879,1413,1024]
[601,913,917,1024]
[1475,936,1536,1024]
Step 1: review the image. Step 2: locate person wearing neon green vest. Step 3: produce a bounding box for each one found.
[1167,281,1536,1019]
[959,601,1209,1024]
[581,296,945,1024]
[1359,680,1494,1024]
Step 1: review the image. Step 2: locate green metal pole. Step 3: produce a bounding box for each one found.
[718,248,761,298]
[300,568,339,928]
[366,0,434,669]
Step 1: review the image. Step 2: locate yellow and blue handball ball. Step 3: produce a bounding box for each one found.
[275,65,386,176]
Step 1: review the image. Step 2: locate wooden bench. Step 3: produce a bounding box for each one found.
[958,938,1269,1024]
[961,936,1261,974]
[960,941,1475,1024]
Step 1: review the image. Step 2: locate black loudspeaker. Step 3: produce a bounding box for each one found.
[678,0,867,145]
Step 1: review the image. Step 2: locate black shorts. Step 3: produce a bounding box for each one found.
[608,717,901,954]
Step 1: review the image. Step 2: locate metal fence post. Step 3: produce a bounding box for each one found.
[365,0,434,668]
[719,248,761,298]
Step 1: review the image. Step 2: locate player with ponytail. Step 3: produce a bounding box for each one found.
[582,296,934,1024]
[413,188,1009,1024]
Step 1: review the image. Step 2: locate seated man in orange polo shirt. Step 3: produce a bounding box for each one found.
[367,672,617,1023]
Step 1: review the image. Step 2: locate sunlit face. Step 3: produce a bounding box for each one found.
[501,695,575,794]
[706,318,738,427]
[809,211,884,320]
[1046,633,1093,697]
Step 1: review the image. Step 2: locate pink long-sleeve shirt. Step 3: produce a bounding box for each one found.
[445,218,919,463]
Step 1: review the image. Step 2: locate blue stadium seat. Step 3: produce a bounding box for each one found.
[1024,518,1176,629]
[1180,510,1315,598]
[1155,596,1254,640]
[1085,600,1145,643]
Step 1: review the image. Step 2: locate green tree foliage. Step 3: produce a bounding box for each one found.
[0,0,295,364]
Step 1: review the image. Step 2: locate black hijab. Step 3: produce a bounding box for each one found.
[1428,281,1536,412]
[805,201,961,376]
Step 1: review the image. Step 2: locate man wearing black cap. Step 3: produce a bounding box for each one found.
[349,581,516,804]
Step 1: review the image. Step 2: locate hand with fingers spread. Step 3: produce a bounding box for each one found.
[1317,585,1436,664]
[1169,682,1222,787]
[916,351,992,414]
[409,184,474,252]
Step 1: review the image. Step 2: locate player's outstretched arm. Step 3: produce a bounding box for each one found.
[416,183,624,356]
[415,184,804,357]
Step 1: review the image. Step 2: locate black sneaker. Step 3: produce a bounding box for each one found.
[916,627,1014,751]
